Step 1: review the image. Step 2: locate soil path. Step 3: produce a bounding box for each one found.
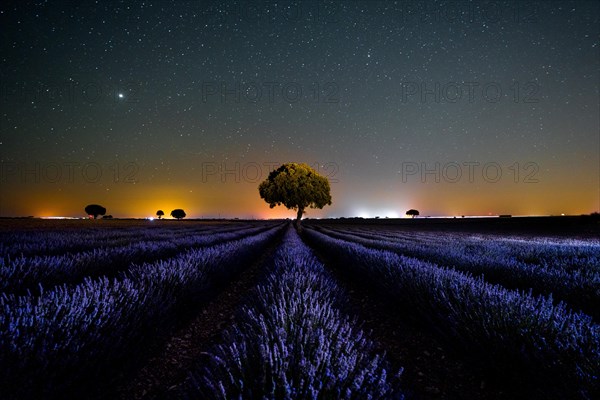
[115,240,280,399]
[305,235,516,400]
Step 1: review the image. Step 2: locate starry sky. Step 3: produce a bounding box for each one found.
[1,0,598,219]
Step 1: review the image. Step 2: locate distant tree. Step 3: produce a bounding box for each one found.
[258,162,332,230]
[170,209,186,220]
[85,204,106,219]
[102,215,113,219]
[156,210,164,219]
[406,209,419,218]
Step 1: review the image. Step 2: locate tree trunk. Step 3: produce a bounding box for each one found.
[295,208,304,231]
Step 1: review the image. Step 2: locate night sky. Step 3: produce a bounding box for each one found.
[1,1,598,219]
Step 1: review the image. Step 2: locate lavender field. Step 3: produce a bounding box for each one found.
[0,218,598,400]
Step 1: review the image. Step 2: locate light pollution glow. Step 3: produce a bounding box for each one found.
[1,171,597,219]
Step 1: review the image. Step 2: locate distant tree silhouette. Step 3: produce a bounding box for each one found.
[102,215,113,219]
[258,162,332,230]
[170,209,186,220]
[85,204,106,219]
[156,210,164,219]
[406,209,419,218]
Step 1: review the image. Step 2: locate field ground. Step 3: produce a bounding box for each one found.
[0,216,598,399]
[1,214,597,233]
[307,215,600,238]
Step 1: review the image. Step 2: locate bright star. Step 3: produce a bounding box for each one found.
[118,93,124,98]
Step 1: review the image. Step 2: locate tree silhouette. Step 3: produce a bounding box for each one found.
[85,204,106,219]
[258,162,332,230]
[170,209,186,220]
[156,210,164,219]
[406,209,419,218]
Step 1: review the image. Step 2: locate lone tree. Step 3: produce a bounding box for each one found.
[170,209,186,220]
[258,162,332,230]
[85,204,106,219]
[406,209,420,218]
[156,210,164,219]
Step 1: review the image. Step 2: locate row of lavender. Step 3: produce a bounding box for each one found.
[187,226,403,399]
[341,226,600,273]
[315,225,600,320]
[0,224,284,399]
[303,228,600,399]
[0,222,252,258]
[0,223,276,295]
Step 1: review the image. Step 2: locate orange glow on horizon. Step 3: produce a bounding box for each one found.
[1,174,597,219]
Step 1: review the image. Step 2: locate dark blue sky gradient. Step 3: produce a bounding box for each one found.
[1,1,598,218]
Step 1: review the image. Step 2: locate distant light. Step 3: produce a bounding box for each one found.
[355,210,370,219]
[382,210,399,218]
[118,93,124,98]
[561,213,565,216]
[148,217,155,221]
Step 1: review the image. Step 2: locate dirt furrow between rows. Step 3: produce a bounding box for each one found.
[305,238,512,400]
[115,240,281,400]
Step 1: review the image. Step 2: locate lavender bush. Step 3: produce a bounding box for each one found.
[0,223,278,295]
[189,226,403,399]
[324,226,600,274]
[0,222,257,258]
[304,228,600,399]
[0,224,283,399]
[313,226,600,320]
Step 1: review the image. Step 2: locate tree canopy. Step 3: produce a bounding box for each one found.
[156,210,164,219]
[85,204,106,219]
[406,209,420,218]
[258,162,332,228]
[170,209,186,220]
